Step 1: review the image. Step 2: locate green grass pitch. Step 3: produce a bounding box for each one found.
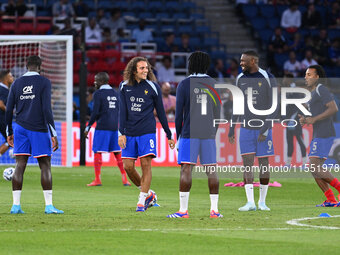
[0,166,340,255]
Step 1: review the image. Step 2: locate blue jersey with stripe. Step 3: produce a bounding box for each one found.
[175,74,220,139]
[0,82,9,125]
[308,84,336,138]
[5,72,56,137]
[86,84,119,131]
[232,68,277,134]
[119,79,172,139]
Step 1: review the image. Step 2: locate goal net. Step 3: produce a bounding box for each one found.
[0,35,73,167]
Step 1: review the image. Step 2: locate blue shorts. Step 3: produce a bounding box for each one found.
[92,130,120,153]
[239,128,274,157]
[177,138,216,165]
[121,133,156,159]
[309,137,335,159]
[14,124,52,158]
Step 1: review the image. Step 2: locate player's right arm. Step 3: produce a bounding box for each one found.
[0,100,5,112]
[118,83,127,149]
[5,82,15,141]
[175,82,185,140]
[84,91,100,138]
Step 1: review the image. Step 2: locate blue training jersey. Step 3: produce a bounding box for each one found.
[0,82,9,125]
[5,72,57,137]
[119,79,172,139]
[86,84,119,131]
[308,84,336,138]
[175,74,220,140]
[230,68,277,135]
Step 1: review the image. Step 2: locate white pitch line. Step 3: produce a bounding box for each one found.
[0,227,322,233]
[286,215,340,230]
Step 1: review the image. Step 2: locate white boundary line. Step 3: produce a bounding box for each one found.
[0,227,322,233]
[286,215,340,230]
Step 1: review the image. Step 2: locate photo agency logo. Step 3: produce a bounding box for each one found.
[197,82,312,128]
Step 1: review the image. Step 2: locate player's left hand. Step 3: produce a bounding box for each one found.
[7,135,13,147]
[168,139,175,149]
[118,135,126,149]
[258,134,267,142]
[303,117,315,125]
[52,136,59,152]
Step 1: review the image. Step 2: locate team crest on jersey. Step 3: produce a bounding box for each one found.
[258,82,262,87]
[144,89,148,95]
[23,85,33,94]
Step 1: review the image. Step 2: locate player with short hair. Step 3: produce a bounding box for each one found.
[228,50,277,211]
[0,70,14,156]
[118,56,175,212]
[167,51,222,218]
[5,55,63,214]
[85,72,131,187]
[299,65,340,207]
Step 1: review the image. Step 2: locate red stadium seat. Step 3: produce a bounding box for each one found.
[73,73,79,85]
[87,73,96,86]
[1,16,17,34]
[104,49,121,62]
[86,49,103,62]
[17,17,35,34]
[35,17,52,34]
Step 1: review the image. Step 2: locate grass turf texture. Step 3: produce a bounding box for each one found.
[0,166,340,255]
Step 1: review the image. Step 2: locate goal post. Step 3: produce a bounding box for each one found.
[0,35,73,167]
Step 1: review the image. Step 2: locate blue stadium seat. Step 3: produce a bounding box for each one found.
[181,2,196,11]
[204,37,219,48]
[259,5,276,18]
[276,5,288,17]
[189,37,201,49]
[190,13,204,20]
[328,29,340,40]
[250,17,267,31]
[98,1,112,9]
[172,13,188,19]
[258,29,273,45]
[178,25,193,35]
[156,12,170,20]
[242,4,258,20]
[37,10,50,16]
[211,50,227,60]
[274,53,289,69]
[147,1,164,12]
[166,1,182,12]
[196,25,210,34]
[267,17,280,30]
[114,1,129,11]
[139,12,153,19]
[131,1,147,12]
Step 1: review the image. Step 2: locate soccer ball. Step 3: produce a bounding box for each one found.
[3,167,15,181]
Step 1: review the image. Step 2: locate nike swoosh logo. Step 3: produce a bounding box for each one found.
[240,83,247,85]
[126,90,132,92]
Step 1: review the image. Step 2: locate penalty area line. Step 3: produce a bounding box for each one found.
[286,215,340,230]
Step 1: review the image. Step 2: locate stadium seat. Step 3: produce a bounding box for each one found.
[250,17,267,31]
[131,1,147,12]
[274,53,289,69]
[156,12,170,20]
[86,49,102,61]
[0,16,17,34]
[276,5,288,17]
[73,73,79,85]
[242,4,258,20]
[328,29,340,40]
[87,73,96,86]
[190,13,204,20]
[103,49,121,62]
[172,13,188,19]
[97,1,112,9]
[267,17,280,30]
[139,12,153,19]
[17,17,35,34]
[147,1,164,12]
[35,17,52,34]
[258,29,273,45]
[178,25,193,35]
[211,50,227,60]
[114,1,129,11]
[189,37,201,49]
[259,5,276,18]
[166,1,182,12]
[204,37,219,50]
